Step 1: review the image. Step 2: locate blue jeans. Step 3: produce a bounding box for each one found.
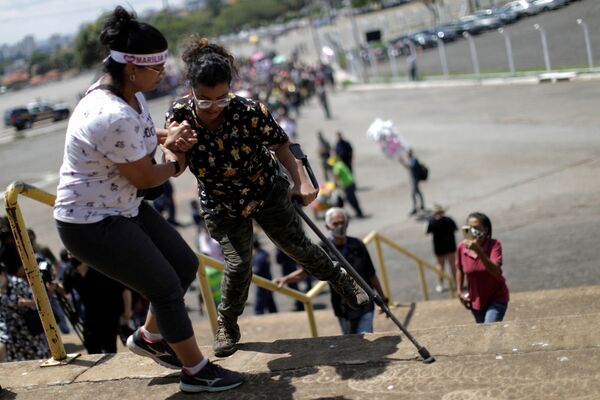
[338,311,374,335]
[471,302,508,324]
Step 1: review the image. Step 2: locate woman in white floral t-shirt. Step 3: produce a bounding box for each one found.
[53,6,243,393]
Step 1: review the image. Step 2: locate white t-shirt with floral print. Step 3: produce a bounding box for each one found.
[54,85,157,223]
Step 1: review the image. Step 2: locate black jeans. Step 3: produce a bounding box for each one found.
[56,202,198,343]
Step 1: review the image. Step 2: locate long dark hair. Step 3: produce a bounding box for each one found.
[99,6,168,91]
[467,212,493,238]
[181,35,238,87]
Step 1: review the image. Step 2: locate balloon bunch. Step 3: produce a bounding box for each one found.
[366,118,410,160]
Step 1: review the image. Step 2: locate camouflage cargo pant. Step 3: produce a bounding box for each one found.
[204,176,337,321]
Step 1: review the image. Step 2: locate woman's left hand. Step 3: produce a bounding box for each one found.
[164,121,197,152]
[290,180,318,206]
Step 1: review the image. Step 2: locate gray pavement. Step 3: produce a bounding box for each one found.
[1,73,600,317]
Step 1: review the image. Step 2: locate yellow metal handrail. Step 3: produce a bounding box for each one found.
[3,182,79,365]
[4,181,455,356]
[363,231,456,302]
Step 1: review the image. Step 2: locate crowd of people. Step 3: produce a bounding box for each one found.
[0,5,511,395]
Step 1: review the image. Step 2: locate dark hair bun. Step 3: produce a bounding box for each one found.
[100,6,138,48]
[181,35,234,69]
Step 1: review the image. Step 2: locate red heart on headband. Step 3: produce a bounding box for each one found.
[124,54,136,63]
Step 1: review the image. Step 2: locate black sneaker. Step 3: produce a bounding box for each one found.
[180,360,245,392]
[213,317,241,358]
[126,328,181,369]
[329,266,370,310]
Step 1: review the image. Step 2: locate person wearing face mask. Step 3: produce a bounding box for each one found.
[275,208,386,335]
[456,212,509,324]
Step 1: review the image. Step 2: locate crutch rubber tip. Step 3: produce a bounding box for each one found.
[418,347,436,364]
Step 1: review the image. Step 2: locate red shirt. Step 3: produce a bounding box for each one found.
[456,238,509,311]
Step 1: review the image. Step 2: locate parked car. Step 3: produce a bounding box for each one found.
[426,25,460,43]
[456,15,487,35]
[503,0,542,17]
[473,10,504,30]
[532,0,569,11]
[4,101,70,131]
[409,31,438,49]
[3,107,33,130]
[27,100,70,122]
[493,5,520,23]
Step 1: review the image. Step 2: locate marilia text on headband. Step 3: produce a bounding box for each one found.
[108,50,168,65]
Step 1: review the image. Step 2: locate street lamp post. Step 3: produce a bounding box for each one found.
[498,28,515,76]
[463,32,480,78]
[577,18,594,70]
[534,24,551,73]
[436,37,449,79]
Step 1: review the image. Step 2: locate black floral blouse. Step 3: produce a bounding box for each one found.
[0,275,50,361]
[165,95,289,218]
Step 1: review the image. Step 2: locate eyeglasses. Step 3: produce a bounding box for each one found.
[191,87,233,110]
[142,65,166,76]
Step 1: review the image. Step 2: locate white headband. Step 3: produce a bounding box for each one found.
[109,49,168,66]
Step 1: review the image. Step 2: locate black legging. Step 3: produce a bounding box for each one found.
[56,202,198,343]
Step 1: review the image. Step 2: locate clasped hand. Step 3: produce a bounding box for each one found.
[164,120,198,152]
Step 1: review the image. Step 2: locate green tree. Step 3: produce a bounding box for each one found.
[51,48,76,71]
[73,22,103,69]
[206,0,223,17]
[29,51,53,75]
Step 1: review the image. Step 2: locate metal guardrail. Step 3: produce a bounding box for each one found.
[3,181,79,365]
[3,181,455,363]
[362,231,456,302]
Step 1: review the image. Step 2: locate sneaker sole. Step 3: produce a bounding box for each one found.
[213,343,238,358]
[180,380,243,393]
[126,335,180,370]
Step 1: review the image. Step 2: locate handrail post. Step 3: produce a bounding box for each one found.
[373,234,393,304]
[417,261,429,301]
[4,182,75,365]
[196,254,218,336]
[305,301,318,338]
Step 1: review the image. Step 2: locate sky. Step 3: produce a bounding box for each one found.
[0,0,185,46]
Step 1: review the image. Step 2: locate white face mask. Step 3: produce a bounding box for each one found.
[331,225,347,238]
[470,227,485,240]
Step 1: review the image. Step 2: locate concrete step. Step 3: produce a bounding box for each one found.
[184,285,600,345]
[3,311,599,399]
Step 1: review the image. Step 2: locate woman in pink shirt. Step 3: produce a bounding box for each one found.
[456,212,509,323]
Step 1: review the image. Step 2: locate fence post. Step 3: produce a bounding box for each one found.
[534,24,551,73]
[463,32,481,78]
[436,37,449,79]
[577,19,594,70]
[498,28,516,76]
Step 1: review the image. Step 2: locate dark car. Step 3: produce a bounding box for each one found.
[493,5,519,24]
[27,101,70,122]
[3,107,33,130]
[428,24,461,42]
[409,31,438,49]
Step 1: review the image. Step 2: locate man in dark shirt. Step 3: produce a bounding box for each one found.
[276,207,387,334]
[334,131,353,173]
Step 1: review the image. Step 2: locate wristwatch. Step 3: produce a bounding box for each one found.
[169,160,181,175]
